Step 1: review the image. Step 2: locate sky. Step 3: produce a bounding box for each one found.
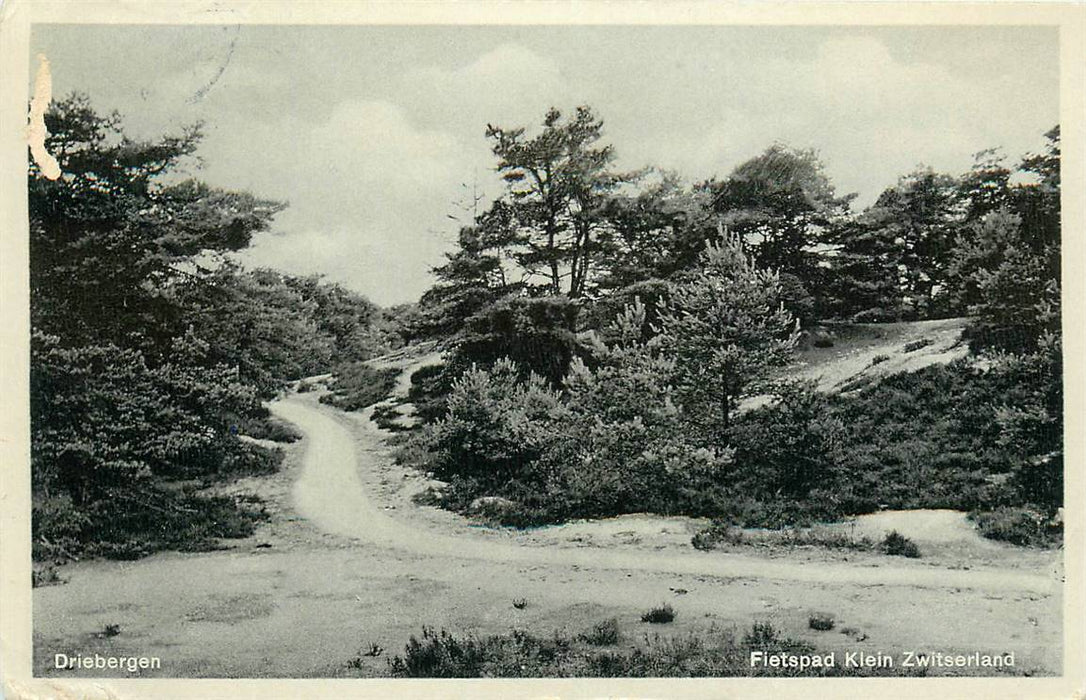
[31,24,1059,306]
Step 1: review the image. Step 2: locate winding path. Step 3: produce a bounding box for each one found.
[270,395,1060,595]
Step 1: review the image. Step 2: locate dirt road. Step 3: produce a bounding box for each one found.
[33,391,1063,678]
[275,396,1058,594]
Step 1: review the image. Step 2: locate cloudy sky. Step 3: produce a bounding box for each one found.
[32,24,1058,305]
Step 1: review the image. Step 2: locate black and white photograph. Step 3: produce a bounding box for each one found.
[1,2,1084,698]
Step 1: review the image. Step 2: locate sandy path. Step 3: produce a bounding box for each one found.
[32,380,1062,678]
[273,396,1058,594]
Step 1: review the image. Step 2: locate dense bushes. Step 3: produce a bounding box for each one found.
[382,621,915,678]
[406,302,734,525]
[728,348,1061,525]
[29,95,388,562]
[969,507,1062,548]
[30,331,282,561]
[405,330,1061,539]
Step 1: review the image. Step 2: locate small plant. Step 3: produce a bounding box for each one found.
[870,354,890,366]
[296,379,313,393]
[881,530,920,558]
[512,598,529,610]
[98,623,121,638]
[580,618,621,646]
[839,626,868,641]
[808,613,835,631]
[363,642,384,657]
[641,604,676,624]
[32,564,64,588]
[903,338,933,353]
[691,521,745,550]
[743,621,782,647]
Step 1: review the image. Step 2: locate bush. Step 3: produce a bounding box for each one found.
[870,354,890,366]
[32,563,64,588]
[414,359,567,490]
[880,530,920,558]
[580,618,621,646]
[728,381,842,500]
[808,613,835,631]
[449,295,583,387]
[320,362,398,411]
[641,604,676,624]
[903,338,933,353]
[970,507,1062,548]
[233,410,302,443]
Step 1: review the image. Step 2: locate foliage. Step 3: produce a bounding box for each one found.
[29,95,384,562]
[320,363,399,412]
[709,144,854,319]
[808,613,835,631]
[416,358,568,491]
[485,106,633,298]
[448,295,584,387]
[640,604,676,624]
[385,622,900,678]
[691,521,874,553]
[728,380,842,499]
[969,507,1062,548]
[580,618,621,646]
[658,232,799,444]
[949,210,1060,353]
[880,531,920,558]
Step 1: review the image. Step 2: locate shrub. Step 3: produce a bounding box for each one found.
[903,338,933,353]
[449,295,584,387]
[808,613,835,631]
[320,362,398,411]
[234,411,302,443]
[641,604,676,624]
[727,381,843,500]
[880,530,920,558]
[32,563,64,588]
[970,506,1062,548]
[415,359,567,490]
[813,337,835,348]
[870,354,890,366]
[581,618,621,646]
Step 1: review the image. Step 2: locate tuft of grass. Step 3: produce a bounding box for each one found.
[32,563,64,588]
[692,521,874,553]
[512,598,529,610]
[880,530,921,558]
[580,618,621,646]
[640,604,676,624]
[808,613,835,631]
[98,623,121,638]
[903,338,934,353]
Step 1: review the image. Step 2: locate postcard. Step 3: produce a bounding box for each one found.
[1,2,1083,699]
